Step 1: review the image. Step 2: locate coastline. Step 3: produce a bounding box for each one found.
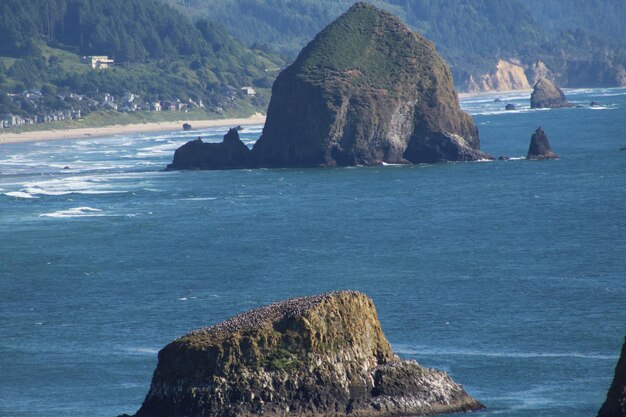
[0,113,266,145]
[458,88,533,99]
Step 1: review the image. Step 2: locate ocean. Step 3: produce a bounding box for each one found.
[1,87,624,417]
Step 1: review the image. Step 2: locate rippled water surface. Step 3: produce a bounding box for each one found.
[1,88,625,417]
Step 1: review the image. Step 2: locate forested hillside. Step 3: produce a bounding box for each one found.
[0,0,282,121]
[166,0,626,91]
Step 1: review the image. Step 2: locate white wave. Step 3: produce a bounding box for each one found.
[181,197,218,201]
[393,345,617,360]
[4,191,39,199]
[40,206,106,218]
[21,175,132,196]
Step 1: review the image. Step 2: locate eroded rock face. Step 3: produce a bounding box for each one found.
[530,78,572,109]
[466,60,531,93]
[253,3,490,166]
[165,128,253,170]
[128,291,483,417]
[166,3,491,170]
[598,336,626,417]
[527,127,558,160]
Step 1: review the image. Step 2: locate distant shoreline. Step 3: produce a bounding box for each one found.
[457,89,533,99]
[0,113,266,145]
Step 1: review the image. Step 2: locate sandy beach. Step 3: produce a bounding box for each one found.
[0,113,266,145]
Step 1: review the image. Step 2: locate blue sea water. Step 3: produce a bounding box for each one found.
[1,88,625,417]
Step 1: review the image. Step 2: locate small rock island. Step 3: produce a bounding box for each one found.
[530,78,573,109]
[527,127,559,160]
[125,291,483,417]
[166,2,491,171]
[597,336,626,417]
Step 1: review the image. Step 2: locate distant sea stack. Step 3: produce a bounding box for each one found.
[597,336,626,417]
[530,78,573,109]
[527,127,558,160]
[166,2,491,170]
[166,128,253,170]
[127,291,483,417]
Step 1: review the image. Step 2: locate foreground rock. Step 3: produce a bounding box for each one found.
[598,336,626,417]
[530,78,573,109]
[167,2,491,170]
[166,128,252,170]
[127,291,483,417]
[527,127,558,160]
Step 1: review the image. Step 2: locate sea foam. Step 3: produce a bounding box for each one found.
[39,207,106,218]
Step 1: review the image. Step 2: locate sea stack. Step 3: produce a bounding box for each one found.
[527,127,558,160]
[530,78,572,109]
[127,291,483,417]
[166,2,491,170]
[166,128,252,170]
[254,2,490,166]
[597,336,626,417]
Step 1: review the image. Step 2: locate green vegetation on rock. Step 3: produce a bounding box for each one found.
[128,291,483,417]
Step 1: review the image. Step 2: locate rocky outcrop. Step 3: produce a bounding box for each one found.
[466,60,531,93]
[504,104,517,111]
[252,3,490,166]
[165,128,253,170]
[127,291,483,417]
[527,127,558,160]
[597,336,626,417]
[530,78,572,109]
[167,3,491,170]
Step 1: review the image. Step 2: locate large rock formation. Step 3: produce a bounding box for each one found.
[127,291,483,417]
[530,78,572,109]
[527,127,558,160]
[253,2,490,166]
[166,128,253,170]
[598,336,626,417]
[166,3,491,170]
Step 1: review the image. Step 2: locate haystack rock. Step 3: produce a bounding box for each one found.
[125,291,483,417]
[527,127,558,160]
[597,336,626,417]
[166,2,491,170]
[166,128,252,170]
[530,78,572,109]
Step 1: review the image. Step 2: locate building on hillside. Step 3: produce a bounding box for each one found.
[161,101,177,111]
[83,55,115,69]
[240,86,256,96]
[150,102,162,112]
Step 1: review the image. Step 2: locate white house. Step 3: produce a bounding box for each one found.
[240,86,256,96]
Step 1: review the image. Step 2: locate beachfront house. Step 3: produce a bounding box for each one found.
[150,102,162,112]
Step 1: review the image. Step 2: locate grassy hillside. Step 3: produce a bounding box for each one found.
[0,0,283,121]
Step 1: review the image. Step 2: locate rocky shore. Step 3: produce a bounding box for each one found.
[124,291,483,417]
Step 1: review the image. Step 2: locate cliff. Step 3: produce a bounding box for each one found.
[527,127,558,160]
[597,336,626,417]
[127,291,483,417]
[530,78,572,109]
[466,60,531,93]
